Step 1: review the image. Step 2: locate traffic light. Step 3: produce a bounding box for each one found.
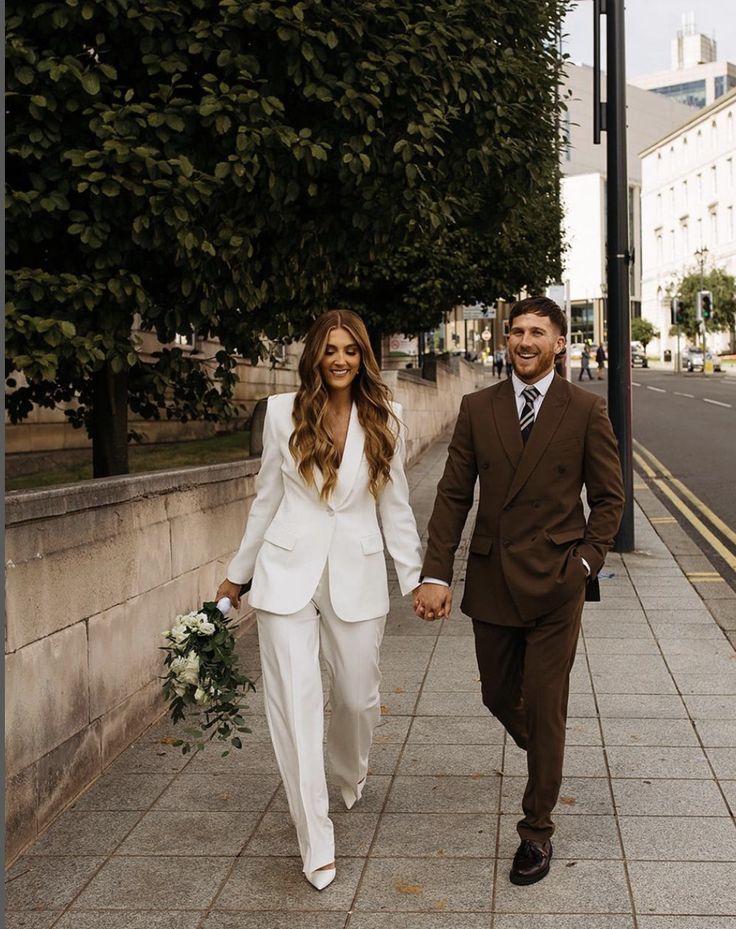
[697,290,714,321]
[670,297,685,326]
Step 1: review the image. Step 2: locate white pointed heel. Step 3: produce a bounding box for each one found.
[306,866,336,891]
[340,776,366,810]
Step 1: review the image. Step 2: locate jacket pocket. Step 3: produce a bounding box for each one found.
[469,534,493,555]
[263,525,297,551]
[360,532,385,555]
[546,527,585,545]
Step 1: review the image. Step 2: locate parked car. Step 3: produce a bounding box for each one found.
[631,345,648,367]
[684,347,722,372]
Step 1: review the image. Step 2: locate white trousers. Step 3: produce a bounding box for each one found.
[256,566,386,874]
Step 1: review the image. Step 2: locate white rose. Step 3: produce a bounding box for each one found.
[170,651,200,688]
[197,620,216,636]
[194,686,211,705]
[168,622,189,646]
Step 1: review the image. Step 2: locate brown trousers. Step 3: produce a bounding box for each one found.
[472,587,585,843]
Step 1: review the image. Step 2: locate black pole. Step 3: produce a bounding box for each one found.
[596,0,634,551]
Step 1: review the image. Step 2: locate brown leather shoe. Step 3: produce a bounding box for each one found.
[509,838,552,885]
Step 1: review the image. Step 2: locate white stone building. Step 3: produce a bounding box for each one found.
[630,13,736,110]
[640,88,736,358]
[560,64,692,345]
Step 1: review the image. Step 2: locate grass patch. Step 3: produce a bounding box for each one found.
[6,430,251,492]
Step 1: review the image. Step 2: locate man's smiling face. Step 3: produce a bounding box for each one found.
[507,312,565,384]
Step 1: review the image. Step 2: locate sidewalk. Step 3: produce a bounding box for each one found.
[6,434,736,928]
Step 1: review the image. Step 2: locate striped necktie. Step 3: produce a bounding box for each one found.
[519,385,540,444]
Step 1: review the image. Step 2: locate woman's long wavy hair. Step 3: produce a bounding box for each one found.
[289,310,401,500]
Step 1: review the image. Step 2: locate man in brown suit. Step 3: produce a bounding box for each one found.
[414,296,624,885]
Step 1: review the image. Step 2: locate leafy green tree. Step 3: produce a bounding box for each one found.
[631,317,660,352]
[7,0,570,475]
[668,267,736,347]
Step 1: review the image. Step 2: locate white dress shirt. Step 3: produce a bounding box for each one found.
[511,368,555,419]
[422,366,589,587]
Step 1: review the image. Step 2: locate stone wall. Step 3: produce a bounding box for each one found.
[4,359,493,862]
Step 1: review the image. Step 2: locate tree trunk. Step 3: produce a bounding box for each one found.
[367,325,383,368]
[92,362,130,477]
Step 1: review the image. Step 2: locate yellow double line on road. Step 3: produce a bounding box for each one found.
[633,439,736,572]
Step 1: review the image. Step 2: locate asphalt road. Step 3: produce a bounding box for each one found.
[575,366,736,586]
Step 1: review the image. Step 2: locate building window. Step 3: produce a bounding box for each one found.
[696,172,703,199]
[712,119,718,148]
[570,302,594,344]
[728,113,734,143]
[656,230,663,263]
[715,75,736,100]
[711,165,718,196]
[653,79,706,108]
[680,220,689,256]
[728,157,734,186]
[696,130,703,156]
[728,206,734,241]
[657,192,662,222]
[710,209,718,244]
[670,229,676,261]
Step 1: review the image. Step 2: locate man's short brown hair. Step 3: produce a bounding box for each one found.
[509,296,567,339]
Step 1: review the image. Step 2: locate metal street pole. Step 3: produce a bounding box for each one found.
[593,0,634,551]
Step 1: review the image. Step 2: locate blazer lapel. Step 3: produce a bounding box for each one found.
[491,378,523,469]
[503,375,571,507]
[331,403,364,509]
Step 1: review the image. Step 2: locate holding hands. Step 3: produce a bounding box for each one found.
[413,583,452,621]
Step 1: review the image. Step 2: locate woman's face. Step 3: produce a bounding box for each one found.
[318,327,362,394]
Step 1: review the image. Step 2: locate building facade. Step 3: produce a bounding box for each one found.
[560,65,692,346]
[640,89,736,358]
[630,14,736,110]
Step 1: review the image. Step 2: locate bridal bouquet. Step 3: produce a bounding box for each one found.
[161,597,255,755]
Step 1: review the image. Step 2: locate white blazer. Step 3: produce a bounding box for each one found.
[227,392,423,621]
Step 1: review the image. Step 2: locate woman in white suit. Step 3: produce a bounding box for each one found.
[216,310,423,890]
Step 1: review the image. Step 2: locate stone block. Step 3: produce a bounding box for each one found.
[100,679,166,769]
[36,721,102,835]
[5,765,38,864]
[5,623,89,776]
[88,574,198,719]
[5,515,172,652]
[169,498,249,577]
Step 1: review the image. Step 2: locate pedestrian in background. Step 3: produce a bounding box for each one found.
[217,310,423,891]
[505,349,513,378]
[414,296,624,887]
[494,348,505,378]
[596,343,607,380]
[578,344,593,381]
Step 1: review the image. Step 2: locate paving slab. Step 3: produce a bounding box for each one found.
[610,777,730,817]
[7,432,736,928]
[628,861,736,915]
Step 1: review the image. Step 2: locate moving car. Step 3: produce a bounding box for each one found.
[631,345,648,367]
[683,347,721,372]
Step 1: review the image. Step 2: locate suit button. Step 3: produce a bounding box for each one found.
[503,539,511,548]
[530,535,537,542]
[504,504,512,512]
[482,462,490,470]
[532,501,541,509]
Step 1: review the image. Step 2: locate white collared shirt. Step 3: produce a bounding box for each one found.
[511,368,555,421]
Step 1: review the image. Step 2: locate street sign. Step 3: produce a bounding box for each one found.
[462,304,494,320]
[481,329,491,341]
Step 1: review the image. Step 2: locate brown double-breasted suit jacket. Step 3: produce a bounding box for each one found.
[422,374,625,625]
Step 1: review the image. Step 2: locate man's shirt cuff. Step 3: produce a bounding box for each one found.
[422,577,450,587]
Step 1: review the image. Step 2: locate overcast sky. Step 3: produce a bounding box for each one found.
[562,0,736,78]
